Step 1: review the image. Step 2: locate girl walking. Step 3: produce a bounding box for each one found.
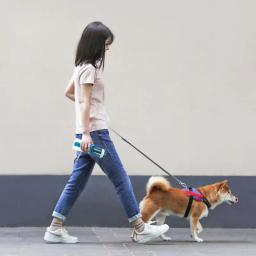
[44,21,169,244]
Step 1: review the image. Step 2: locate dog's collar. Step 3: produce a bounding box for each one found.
[183,187,211,218]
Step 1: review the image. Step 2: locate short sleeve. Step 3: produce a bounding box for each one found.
[79,65,96,85]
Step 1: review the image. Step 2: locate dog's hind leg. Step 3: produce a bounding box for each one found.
[189,216,203,242]
[197,221,203,234]
[155,212,172,241]
[141,199,160,223]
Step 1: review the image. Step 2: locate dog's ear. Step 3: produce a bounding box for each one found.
[217,180,228,191]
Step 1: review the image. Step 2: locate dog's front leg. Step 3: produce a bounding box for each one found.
[190,217,203,242]
[155,213,172,241]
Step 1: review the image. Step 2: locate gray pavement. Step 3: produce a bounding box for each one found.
[0,227,255,256]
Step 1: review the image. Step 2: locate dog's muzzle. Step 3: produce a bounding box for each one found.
[228,196,238,205]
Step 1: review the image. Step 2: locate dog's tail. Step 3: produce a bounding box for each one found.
[146,176,171,195]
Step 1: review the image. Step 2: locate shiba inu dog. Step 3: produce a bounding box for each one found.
[140,176,238,242]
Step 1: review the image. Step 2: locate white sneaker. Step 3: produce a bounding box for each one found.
[44,227,79,244]
[131,223,169,243]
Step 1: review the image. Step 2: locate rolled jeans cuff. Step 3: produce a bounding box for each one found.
[128,213,142,223]
[52,211,66,221]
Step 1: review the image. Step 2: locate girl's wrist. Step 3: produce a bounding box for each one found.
[82,130,90,135]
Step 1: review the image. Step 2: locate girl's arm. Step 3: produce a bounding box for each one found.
[64,76,75,102]
[80,83,93,151]
[80,83,93,134]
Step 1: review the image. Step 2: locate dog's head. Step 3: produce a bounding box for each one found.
[216,180,238,205]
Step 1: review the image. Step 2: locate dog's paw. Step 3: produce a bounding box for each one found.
[195,237,203,243]
[191,234,204,243]
[160,234,172,241]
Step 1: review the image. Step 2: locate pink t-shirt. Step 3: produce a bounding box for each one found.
[73,63,110,133]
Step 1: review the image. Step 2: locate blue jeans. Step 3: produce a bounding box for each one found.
[52,129,141,223]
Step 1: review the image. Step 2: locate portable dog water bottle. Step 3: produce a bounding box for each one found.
[88,144,106,159]
[72,138,106,159]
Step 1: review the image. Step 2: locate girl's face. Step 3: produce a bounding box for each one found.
[105,37,112,51]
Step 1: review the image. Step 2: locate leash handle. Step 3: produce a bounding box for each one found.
[109,127,188,189]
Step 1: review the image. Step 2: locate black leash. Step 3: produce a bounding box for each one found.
[109,127,188,189]
[109,126,212,215]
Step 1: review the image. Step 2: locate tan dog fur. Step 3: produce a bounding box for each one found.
[140,176,238,242]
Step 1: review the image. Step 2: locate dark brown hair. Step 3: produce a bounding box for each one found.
[75,21,114,71]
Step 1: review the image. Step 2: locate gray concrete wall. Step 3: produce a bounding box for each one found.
[0,1,256,176]
[0,175,254,228]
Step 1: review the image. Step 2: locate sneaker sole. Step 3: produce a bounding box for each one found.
[44,231,79,244]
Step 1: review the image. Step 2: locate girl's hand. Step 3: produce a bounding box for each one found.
[81,133,93,152]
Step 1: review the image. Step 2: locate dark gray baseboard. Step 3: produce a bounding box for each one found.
[0,175,254,228]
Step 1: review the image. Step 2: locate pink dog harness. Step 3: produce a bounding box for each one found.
[183,187,211,217]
